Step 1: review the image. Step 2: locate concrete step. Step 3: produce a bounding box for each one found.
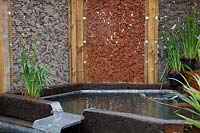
[32,112,84,133]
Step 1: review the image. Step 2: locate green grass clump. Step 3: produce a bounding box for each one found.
[173,74,200,128]
[177,3,200,59]
[161,29,183,80]
[22,37,51,97]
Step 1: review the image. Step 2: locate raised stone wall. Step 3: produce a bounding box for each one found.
[158,0,200,81]
[81,109,194,133]
[11,0,69,89]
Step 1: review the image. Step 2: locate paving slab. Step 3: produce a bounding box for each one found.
[32,112,84,133]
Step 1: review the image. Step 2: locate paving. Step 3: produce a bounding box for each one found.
[32,112,84,133]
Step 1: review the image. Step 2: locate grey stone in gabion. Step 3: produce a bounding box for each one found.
[11,0,69,89]
[158,0,200,81]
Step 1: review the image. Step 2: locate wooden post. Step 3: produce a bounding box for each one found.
[0,0,10,93]
[7,0,13,90]
[147,0,157,84]
[71,0,77,83]
[70,0,84,83]
[154,0,159,84]
[3,0,10,92]
[76,0,84,83]
[0,0,5,93]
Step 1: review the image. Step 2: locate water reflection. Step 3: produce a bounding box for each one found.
[50,93,184,119]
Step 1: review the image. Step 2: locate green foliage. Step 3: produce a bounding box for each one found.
[22,36,51,97]
[161,3,200,80]
[198,39,200,59]
[161,29,183,79]
[142,74,200,128]
[177,3,200,59]
[171,74,200,128]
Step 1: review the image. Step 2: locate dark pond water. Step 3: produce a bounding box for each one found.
[48,92,192,120]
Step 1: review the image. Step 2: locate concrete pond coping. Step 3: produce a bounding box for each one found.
[0,93,84,132]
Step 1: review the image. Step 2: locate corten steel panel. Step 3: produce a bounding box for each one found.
[86,0,145,83]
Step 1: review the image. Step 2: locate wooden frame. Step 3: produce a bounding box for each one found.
[0,0,159,88]
[69,0,159,83]
[4,0,10,92]
[7,0,13,90]
[0,0,4,93]
[146,0,158,84]
[0,0,11,93]
[69,0,84,83]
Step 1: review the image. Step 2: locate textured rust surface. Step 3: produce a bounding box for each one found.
[86,0,145,83]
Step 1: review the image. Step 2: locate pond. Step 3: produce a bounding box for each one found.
[47,90,192,120]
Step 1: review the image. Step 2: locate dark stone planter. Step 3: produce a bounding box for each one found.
[181,58,197,71]
[41,83,171,97]
[168,72,183,88]
[0,93,53,122]
[81,109,200,133]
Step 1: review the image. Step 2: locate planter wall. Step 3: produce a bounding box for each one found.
[184,71,200,90]
[41,83,171,97]
[0,93,53,122]
[81,109,200,133]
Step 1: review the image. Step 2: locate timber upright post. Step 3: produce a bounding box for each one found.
[70,0,84,83]
[76,0,84,83]
[0,0,11,93]
[0,0,5,93]
[70,0,77,83]
[147,0,158,84]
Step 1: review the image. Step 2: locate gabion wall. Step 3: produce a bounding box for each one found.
[158,0,200,81]
[86,0,145,83]
[11,0,69,89]
[10,0,200,86]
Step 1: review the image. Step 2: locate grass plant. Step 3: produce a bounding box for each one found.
[22,36,51,97]
[177,3,200,59]
[170,74,200,128]
[143,74,200,129]
[160,29,183,80]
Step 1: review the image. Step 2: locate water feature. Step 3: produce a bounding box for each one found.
[32,101,84,133]
[46,90,193,120]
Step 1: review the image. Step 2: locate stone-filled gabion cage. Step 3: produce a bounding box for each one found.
[158,0,200,81]
[8,0,200,89]
[11,0,69,89]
